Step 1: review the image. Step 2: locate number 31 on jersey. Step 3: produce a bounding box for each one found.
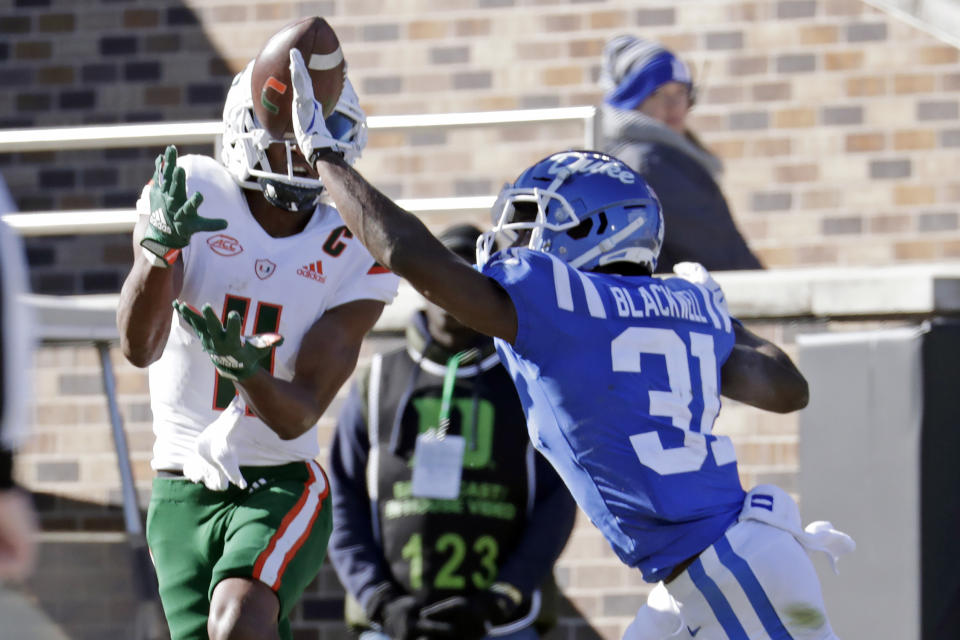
[613,327,736,476]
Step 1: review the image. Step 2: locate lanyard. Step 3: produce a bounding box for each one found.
[436,347,480,438]
[436,352,463,438]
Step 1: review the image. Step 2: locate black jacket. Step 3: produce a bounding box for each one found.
[600,104,763,273]
[327,312,576,626]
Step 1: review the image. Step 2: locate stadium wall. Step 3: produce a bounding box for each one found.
[2,0,960,294]
[24,257,960,640]
[3,1,960,638]
[17,324,814,640]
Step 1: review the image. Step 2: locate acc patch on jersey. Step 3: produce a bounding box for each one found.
[207,234,244,256]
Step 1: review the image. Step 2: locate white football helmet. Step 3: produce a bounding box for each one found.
[220,61,367,212]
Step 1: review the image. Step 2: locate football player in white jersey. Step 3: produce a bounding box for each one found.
[283,50,854,640]
[116,57,398,640]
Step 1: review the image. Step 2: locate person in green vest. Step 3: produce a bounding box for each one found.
[328,223,577,640]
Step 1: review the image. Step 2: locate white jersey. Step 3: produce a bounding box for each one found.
[142,155,399,470]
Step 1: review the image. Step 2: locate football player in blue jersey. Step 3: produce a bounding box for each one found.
[287,50,854,640]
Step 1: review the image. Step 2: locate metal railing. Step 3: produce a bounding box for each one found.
[0,107,588,592]
[863,0,960,51]
[0,106,596,236]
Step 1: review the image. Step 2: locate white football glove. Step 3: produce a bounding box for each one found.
[802,521,857,575]
[622,582,683,640]
[288,48,349,163]
[672,261,729,317]
[183,396,247,491]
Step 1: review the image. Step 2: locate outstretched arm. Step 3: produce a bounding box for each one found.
[287,49,518,343]
[721,322,809,413]
[314,154,518,342]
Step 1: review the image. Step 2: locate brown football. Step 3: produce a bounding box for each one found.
[250,16,345,140]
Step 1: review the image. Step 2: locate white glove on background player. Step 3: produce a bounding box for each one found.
[739,484,856,575]
[183,396,247,491]
[672,261,729,317]
[288,48,350,162]
[800,520,857,575]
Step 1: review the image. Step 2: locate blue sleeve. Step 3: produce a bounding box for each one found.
[326,377,398,610]
[482,249,559,362]
[495,450,576,593]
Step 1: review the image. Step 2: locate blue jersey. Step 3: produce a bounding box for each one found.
[483,249,745,582]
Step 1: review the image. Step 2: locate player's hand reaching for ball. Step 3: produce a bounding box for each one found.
[140,145,227,267]
[288,49,349,163]
[173,301,283,381]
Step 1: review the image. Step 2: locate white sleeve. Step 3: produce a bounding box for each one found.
[0,220,34,450]
[135,183,151,217]
[327,260,400,310]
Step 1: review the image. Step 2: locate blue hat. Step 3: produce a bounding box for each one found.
[600,35,692,111]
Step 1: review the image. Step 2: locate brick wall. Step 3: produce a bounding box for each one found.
[4,0,960,292]
[3,0,957,637]
[15,323,815,640]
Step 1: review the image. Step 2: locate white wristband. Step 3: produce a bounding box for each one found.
[140,245,180,268]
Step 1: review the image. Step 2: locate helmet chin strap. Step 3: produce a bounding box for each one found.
[257,177,323,213]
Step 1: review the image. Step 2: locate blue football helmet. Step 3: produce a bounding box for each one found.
[478,150,664,272]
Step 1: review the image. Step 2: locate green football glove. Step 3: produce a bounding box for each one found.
[140,145,227,267]
[173,301,284,381]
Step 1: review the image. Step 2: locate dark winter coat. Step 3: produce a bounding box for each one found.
[600,104,763,273]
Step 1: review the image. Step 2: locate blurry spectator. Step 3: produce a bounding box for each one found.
[0,192,37,582]
[328,224,576,640]
[599,34,763,273]
[0,172,15,213]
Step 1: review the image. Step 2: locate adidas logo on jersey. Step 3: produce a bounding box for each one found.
[149,208,172,234]
[297,260,326,283]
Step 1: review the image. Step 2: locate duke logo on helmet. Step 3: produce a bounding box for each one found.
[545,151,637,185]
[478,150,664,273]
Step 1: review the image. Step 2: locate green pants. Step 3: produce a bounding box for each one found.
[146,461,333,640]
